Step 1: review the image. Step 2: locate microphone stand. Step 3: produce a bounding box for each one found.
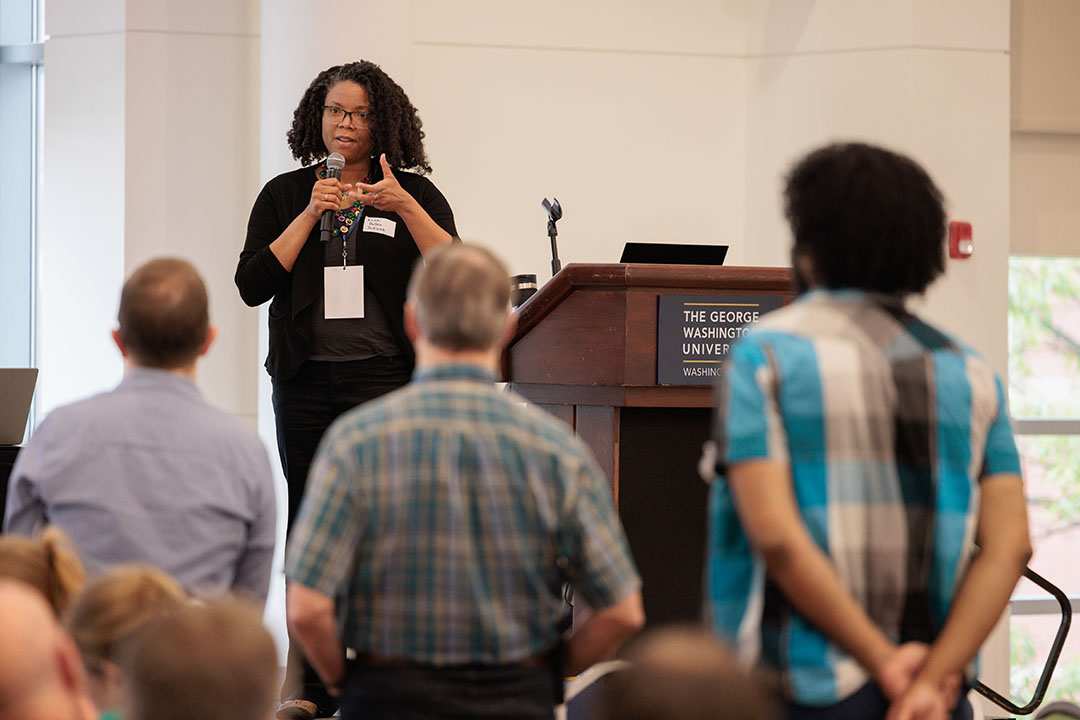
[542,197,562,276]
[548,218,561,276]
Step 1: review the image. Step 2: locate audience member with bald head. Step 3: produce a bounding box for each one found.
[0,579,95,720]
[121,600,278,720]
[4,257,276,607]
[602,628,777,720]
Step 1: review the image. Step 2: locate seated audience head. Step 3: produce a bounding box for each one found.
[0,526,86,617]
[602,627,777,720]
[405,244,512,358]
[121,600,278,720]
[0,579,94,720]
[65,564,186,715]
[113,257,215,370]
[784,142,947,297]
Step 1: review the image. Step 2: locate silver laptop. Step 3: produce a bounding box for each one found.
[0,368,38,445]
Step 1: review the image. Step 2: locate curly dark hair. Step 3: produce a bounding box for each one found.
[784,142,946,297]
[286,60,431,173]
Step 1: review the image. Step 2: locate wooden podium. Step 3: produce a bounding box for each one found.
[504,263,793,625]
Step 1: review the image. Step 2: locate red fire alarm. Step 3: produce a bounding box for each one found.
[949,221,973,259]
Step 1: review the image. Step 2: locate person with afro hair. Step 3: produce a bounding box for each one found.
[235,60,459,720]
[704,142,1030,720]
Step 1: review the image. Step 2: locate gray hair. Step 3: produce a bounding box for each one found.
[407,244,511,351]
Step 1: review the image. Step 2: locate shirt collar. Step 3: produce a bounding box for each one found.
[412,363,497,385]
[119,367,202,398]
[799,287,906,311]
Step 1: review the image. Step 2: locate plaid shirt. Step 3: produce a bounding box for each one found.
[287,363,640,665]
[705,289,1021,705]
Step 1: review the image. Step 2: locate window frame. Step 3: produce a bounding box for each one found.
[0,0,44,436]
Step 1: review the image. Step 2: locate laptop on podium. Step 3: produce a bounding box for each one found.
[0,368,38,446]
[620,242,728,266]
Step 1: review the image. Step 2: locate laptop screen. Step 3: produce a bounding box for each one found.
[0,368,38,445]
[620,242,728,266]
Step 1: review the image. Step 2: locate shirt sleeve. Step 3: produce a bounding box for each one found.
[285,423,364,596]
[235,179,292,307]
[712,336,788,473]
[558,449,641,610]
[3,428,50,534]
[232,441,278,608]
[416,176,459,238]
[981,375,1022,478]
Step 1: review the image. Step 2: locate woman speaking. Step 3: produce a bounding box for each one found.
[235,60,457,719]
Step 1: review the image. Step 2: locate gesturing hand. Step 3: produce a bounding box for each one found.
[351,154,414,214]
[305,177,355,220]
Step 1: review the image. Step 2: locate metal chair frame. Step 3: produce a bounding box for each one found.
[974,567,1073,716]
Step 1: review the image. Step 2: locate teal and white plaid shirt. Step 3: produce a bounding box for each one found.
[286,363,640,665]
[706,289,1021,705]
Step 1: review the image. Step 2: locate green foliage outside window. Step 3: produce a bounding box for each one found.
[1007,257,1080,706]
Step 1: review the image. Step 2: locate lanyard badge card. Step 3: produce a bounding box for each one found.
[324,233,364,319]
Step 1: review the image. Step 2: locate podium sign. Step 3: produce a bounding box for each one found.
[657,294,782,385]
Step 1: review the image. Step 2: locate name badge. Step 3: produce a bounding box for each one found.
[324,265,364,319]
[363,216,397,238]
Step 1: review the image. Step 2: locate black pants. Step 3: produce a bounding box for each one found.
[341,662,560,720]
[272,355,410,527]
[272,356,410,710]
[785,681,973,720]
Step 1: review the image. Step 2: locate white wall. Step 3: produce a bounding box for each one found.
[122,1,260,426]
[40,1,127,414]
[41,0,281,655]
[1012,134,1080,256]
[40,0,260,423]
[742,1,1011,375]
[409,0,749,278]
[1011,0,1080,258]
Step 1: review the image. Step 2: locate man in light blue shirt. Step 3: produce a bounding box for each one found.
[4,258,276,607]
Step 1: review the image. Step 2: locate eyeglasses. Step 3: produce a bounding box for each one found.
[324,106,372,127]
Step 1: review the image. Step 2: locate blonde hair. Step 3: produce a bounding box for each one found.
[65,564,186,672]
[0,526,86,617]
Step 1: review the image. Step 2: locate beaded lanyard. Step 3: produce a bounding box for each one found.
[316,165,370,238]
[317,164,370,268]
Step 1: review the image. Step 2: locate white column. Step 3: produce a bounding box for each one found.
[39,0,127,414]
[742,0,1011,376]
[40,0,260,420]
[41,0,272,646]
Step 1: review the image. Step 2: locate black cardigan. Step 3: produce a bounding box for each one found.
[235,164,458,380]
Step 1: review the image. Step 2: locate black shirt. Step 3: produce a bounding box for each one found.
[235,163,458,380]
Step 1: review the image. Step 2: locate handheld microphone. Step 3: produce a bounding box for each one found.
[320,152,346,243]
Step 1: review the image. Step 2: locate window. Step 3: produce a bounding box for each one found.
[0,0,44,439]
[1008,256,1080,704]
